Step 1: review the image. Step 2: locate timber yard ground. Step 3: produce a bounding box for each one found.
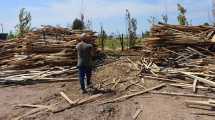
[1,48,215,120]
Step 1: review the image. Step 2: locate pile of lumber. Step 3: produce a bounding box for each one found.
[0,26,97,70]
[145,24,215,46]
[138,24,215,98]
[0,26,97,84]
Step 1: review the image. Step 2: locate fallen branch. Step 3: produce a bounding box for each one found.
[101,83,166,104]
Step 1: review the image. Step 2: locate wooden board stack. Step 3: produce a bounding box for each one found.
[0,26,97,70]
[144,24,215,47]
[135,24,215,105]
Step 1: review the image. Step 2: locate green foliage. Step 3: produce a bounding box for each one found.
[15,8,32,37]
[177,4,188,25]
[126,9,137,48]
[8,31,15,39]
[142,31,150,38]
[72,18,85,30]
[203,22,210,26]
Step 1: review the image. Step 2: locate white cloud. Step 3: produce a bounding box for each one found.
[1,0,213,33]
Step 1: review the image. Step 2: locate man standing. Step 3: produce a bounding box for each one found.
[76,33,94,94]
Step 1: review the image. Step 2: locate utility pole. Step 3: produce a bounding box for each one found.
[0,24,3,33]
[80,0,84,22]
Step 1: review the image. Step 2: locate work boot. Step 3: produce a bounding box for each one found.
[86,84,94,89]
[81,90,87,94]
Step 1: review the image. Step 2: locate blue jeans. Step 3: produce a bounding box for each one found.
[78,66,92,91]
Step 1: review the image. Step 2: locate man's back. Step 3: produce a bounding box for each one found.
[76,41,93,67]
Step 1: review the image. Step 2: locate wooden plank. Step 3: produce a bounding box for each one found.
[60,92,75,105]
[151,91,215,99]
[143,76,183,83]
[193,79,198,93]
[185,100,215,108]
[180,72,215,88]
[53,94,103,113]
[13,108,46,120]
[132,109,143,120]
[15,104,53,110]
[127,58,139,70]
[169,83,215,91]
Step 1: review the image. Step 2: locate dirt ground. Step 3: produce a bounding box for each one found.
[0,52,215,120]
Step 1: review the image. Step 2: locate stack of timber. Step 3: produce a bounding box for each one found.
[140,24,215,89]
[0,26,97,84]
[145,24,215,47]
[134,24,215,111]
[0,26,97,70]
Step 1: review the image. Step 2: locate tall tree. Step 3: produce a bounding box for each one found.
[147,16,158,25]
[16,8,32,37]
[72,18,85,30]
[177,4,188,25]
[119,34,124,51]
[99,25,107,51]
[162,14,168,24]
[86,20,92,30]
[126,9,137,48]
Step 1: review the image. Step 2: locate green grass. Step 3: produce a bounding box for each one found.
[96,38,145,50]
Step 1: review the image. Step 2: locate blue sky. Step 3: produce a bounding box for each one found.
[0,0,213,34]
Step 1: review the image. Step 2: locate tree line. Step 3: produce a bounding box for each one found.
[5,2,215,50]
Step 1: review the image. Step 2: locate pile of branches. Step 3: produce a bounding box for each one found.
[0,26,97,84]
[0,26,97,70]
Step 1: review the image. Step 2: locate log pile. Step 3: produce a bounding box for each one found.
[145,24,215,47]
[140,24,215,88]
[136,24,215,111]
[0,26,97,70]
[0,26,97,84]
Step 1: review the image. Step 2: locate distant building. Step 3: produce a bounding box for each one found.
[0,33,8,41]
